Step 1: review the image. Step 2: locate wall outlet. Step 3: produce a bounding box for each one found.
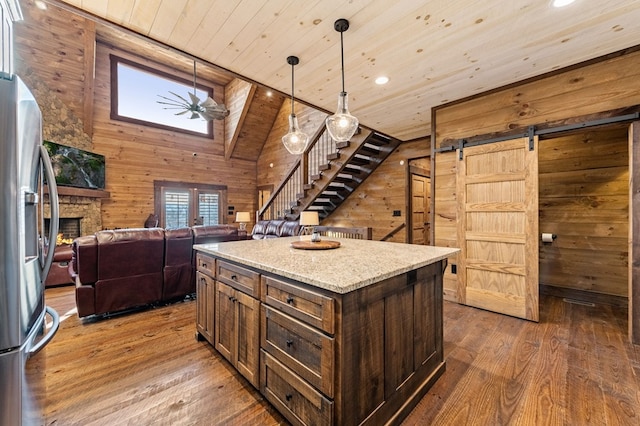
[393,210,401,217]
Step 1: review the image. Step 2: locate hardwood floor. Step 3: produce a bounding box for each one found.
[30,286,640,425]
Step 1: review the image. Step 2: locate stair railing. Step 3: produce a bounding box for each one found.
[258,125,335,221]
[381,223,406,241]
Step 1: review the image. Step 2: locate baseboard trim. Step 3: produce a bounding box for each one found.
[540,284,627,309]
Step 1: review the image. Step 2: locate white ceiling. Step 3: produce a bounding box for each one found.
[52,0,640,141]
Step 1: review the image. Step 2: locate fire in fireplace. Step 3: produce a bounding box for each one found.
[44,218,81,245]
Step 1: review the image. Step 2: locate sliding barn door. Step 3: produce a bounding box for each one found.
[457,137,539,321]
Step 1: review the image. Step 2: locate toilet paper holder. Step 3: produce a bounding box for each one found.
[541,233,557,243]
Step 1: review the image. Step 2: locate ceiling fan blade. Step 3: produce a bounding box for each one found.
[212,110,230,120]
[201,108,229,121]
[200,97,217,108]
[190,112,200,119]
[188,91,201,106]
[157,95,189,107]
[175,109,190,116]
[204,104,229,119]
[157,101,189,109]
[168,91,192,106]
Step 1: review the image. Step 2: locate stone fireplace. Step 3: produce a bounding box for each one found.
[44,186,109,239]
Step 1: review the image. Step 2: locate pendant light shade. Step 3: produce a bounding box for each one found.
[326,18,358,143]
[282,56,310,155]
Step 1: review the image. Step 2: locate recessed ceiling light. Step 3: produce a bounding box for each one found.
[35,0,47,10]
[266,90,272,97]
[551,0,576,7]
[375,76,389,85]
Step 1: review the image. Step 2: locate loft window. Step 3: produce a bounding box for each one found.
[110,55,213,137]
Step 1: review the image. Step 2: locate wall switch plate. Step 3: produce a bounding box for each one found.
[393,210,401,217]
[451,264,457,274]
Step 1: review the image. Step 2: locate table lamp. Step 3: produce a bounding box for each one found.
[299,211,320,242]
[235,211,250,232]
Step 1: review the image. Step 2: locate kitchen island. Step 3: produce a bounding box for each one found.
[194,237,458,426]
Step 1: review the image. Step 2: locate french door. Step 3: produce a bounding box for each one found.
[155,181,227,229]
[456,137,539,321]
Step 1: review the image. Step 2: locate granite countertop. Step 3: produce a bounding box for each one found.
[194,237,459,294]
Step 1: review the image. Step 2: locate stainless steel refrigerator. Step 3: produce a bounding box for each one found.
[0,75,61,425]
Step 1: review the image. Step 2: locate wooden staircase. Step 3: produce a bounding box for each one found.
[258,126,400,221]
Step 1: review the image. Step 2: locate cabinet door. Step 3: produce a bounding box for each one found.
[215,281,235,362]
[235,290,260,388]
[196,271,215,344]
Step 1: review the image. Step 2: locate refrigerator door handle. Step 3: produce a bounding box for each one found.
[39,145,59,279]
[28,306,59,357]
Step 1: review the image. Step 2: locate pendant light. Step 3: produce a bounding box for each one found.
[281,55,310,155]
[325,18,359,143]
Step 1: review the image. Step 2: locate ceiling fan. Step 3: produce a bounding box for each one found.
[157,61,229,121]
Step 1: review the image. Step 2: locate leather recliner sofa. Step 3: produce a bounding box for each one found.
[70,225,241,318]
[250,219,301,239]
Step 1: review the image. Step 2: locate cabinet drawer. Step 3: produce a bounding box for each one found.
[261,350,332,426]
[262,305,334,398]
[196,253,215,277]
[261,276,334,335]
[217,260,260,298]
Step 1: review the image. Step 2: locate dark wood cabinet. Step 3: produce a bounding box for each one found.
[259,262,445,426]
[215,280,260,388]
[196,255,261,388]
[195,269,215,344]
[194,240,452,426]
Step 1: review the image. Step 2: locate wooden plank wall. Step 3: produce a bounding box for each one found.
[256,102,431,242]
[256,102,327,198]
[15,1,257,231]
[539,128,629,297]
[434,49,640,302]
[230,86,285,162]
[322,139,431,242]
[224,78,256,159]
[93,42,256,229]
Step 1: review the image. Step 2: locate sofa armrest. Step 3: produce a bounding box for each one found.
[70,235,98,283]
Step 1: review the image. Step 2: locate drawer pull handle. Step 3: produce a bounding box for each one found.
[285,394,293,401]
[286,340,293,347]
[228,296,237,302]
[202,263,207,268]
[231,274,238,281]
[286,296,294,304]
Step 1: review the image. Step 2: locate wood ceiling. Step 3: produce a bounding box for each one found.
[50,0,640,141]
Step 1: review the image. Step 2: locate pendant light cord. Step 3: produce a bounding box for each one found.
[340,30,345,95]
[193,61,197,96]
[290,61,295,113]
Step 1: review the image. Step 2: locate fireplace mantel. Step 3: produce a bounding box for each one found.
[44,185,110,199]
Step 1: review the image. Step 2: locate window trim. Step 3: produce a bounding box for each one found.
[110,55,214,138]
[154,180,228,228]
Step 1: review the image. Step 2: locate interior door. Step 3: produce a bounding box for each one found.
[258,186,272,219]
[457,136,539,321]
[410,172,430,245]
[630,121,640,343]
